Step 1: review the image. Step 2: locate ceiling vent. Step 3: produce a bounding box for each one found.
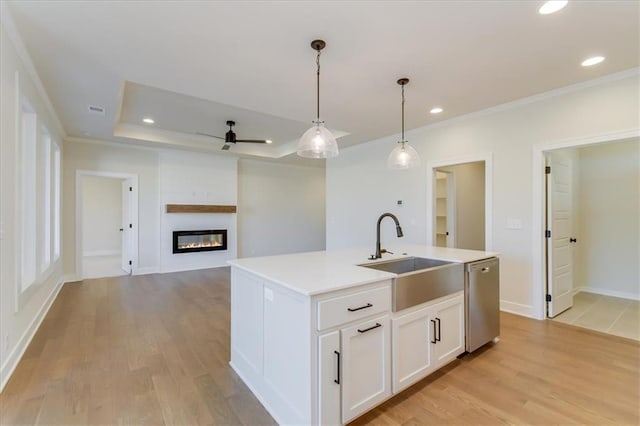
[87,105,105,116]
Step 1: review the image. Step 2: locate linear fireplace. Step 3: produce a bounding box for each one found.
[173,229,227,254]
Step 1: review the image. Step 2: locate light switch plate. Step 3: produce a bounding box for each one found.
[264,287,274,302]
[507,218,523,229]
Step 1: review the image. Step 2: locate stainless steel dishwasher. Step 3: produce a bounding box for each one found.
[465,257,500,352]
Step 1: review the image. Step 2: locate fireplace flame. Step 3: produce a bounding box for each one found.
[178,241,223,249]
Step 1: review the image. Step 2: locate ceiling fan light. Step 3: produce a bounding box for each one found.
[297,122,339,159]
[388,142,420,169]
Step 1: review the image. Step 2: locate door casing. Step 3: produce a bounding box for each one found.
[75,170,139,279]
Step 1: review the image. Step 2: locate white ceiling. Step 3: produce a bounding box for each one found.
[7,1,640,164]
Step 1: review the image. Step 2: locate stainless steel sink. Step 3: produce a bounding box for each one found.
[359,257,464,311]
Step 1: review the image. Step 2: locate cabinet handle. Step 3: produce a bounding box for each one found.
[357,322,382,333]
[333,350,340,384]
[347,303,373,312]
[436,317,441,342]
[430,319,437,343]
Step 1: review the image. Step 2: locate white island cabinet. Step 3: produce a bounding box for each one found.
[229,246,498,425]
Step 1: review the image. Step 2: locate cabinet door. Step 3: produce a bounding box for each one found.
[341,315,391,423]
[318,331,341,426]
[391,306,434,393]
[432,295,464,368]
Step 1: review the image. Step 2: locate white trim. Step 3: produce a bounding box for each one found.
[531,128,640,320]
[411,68,639,135]
[62,273,81,283]
[133,266,159,276]
[75,170,139,279]
[0,275,64,392]
[499,300,534,318]
[0,3,66,138]
[83,250,121,257]
[575,287,640,302]
[426,153,493,250]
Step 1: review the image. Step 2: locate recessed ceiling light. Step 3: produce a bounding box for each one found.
[538,1,568,15]
[266,140,273,144]
[142,117,155,124]
[430,107,443,114]
[581,56,605,67]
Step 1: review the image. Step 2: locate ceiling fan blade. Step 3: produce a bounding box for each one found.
[196,131,225,140]
[221,144,231,151]
[236,139,269,144]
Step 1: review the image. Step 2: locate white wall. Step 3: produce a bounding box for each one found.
[437,162,485,250]
[0,16,65,390]
[575,139,639,299]
[63,141,160,275]
[81,176,122,255]
[159,150,238,272]
[238,159,326,257]
[327,72,640,318]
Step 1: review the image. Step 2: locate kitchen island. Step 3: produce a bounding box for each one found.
[228,245,498,425]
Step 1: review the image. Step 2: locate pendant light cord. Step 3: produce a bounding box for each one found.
[316,50,321,122]
[401,83,405,142]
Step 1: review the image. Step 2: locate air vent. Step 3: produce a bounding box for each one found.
[87,105,105,116]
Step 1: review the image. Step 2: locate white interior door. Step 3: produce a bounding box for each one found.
[546,153,574,317]
[121,180,131,273]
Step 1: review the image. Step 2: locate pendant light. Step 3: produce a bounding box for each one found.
[297,39,339,159]
[388,78,420,169]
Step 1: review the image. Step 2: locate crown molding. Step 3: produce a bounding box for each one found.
[1,2,66,138]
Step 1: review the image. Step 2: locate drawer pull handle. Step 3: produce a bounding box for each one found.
[334,350,340,384]
[436,317,442,342]
[357,322,382,333]
[347,303,373,312]
[430,319,437,343]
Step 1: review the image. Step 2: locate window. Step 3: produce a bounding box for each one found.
[21,101,37,291]
[53,143,61,260]
[18,96,62,296]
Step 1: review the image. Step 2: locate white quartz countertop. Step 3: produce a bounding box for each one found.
[228,245,498,297]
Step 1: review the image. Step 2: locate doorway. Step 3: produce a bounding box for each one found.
[76,171,138,279]
[532,129,640,321]
[428,154,492,251]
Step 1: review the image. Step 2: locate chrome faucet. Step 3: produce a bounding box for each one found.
[372,213,404,259]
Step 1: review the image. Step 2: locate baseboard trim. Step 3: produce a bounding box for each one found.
[83,250,121,257]
[0,276,65,392]
[500,300,534,318]
[575,287,640,301]
[133,267,159,276]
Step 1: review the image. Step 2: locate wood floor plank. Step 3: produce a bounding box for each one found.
[1,267,638,426]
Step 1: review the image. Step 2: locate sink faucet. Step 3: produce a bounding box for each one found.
[372,213,404,259]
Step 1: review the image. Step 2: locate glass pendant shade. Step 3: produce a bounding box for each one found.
[389,77,420,169]
[388,142,420,169]
[297,121,339,159]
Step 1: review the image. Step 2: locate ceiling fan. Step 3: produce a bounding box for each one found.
[198,120,272,151]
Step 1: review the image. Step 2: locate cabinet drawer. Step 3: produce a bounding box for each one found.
[317,286,391,331]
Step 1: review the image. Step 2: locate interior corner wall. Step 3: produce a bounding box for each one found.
[0,20,65,390]
[159,151,237,273]
[575,139,640,299]
[63,141,160,275]
[326,73,640,318]
[238,159,326,258]
[437,162,485,250]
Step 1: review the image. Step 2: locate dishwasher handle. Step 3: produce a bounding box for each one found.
[467,258,499,273]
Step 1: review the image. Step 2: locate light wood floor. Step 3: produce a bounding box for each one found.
[1,268,638,425]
